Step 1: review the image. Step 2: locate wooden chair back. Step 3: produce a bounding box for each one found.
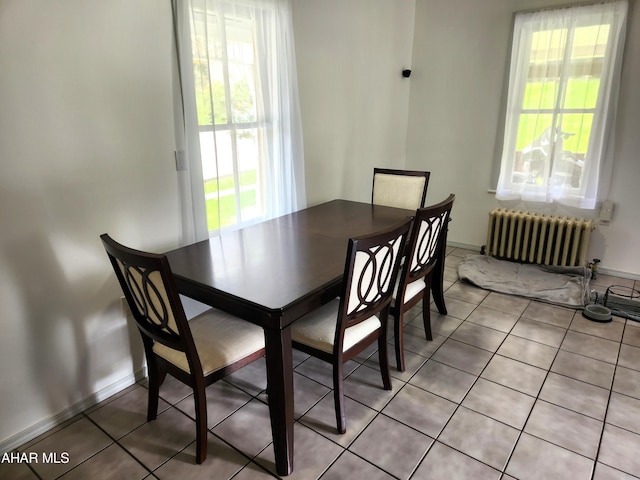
[402,193,456,287]
[335,219,411,350]
[391,194,455,372]
[100,234,204,378]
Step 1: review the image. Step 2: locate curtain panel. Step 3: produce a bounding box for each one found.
[172,0,306,243]
[496,1,628,209]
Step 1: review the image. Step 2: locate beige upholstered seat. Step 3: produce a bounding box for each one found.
[372,168,430,210]
[391,194,455,372]
[291,219,411,434]
[291,298,382,354]
[101,234,265,464]
[393,275,426,305]
[153,310,265,375]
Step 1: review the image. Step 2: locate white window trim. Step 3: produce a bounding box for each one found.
[494,1,628,210]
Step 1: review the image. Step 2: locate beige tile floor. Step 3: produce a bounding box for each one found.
[3,247,640,479]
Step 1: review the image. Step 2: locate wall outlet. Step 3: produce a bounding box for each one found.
[174,150,187,171]
[599,200,614,224]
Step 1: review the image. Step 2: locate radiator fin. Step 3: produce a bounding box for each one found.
[485,209,595,267]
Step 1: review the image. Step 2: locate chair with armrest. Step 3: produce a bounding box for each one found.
[372,168,431,210]
[100,234,265,464]
[391,194,455,371]
[290,219,411,434]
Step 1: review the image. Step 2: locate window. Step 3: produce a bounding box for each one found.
[173,0,305,240]
[496,1,627,209]
[191,5,262,230]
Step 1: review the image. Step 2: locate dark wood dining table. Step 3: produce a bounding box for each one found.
[164,199,448,475]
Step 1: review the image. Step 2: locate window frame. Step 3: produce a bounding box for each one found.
[494,1,628,209]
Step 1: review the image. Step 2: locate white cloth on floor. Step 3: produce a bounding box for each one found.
[458,255,590,308]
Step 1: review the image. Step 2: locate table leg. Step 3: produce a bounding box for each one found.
[264,326,294,476]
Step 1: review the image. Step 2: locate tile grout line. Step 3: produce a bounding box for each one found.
[429,294,529,477]
[590,319,626,480]
[80,411,155,479]
[407,289,507,477]
[496,307,575,478]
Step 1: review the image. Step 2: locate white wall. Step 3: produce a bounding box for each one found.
[292,0,416,206]
[0,0,180,448]
[406,0,512,248]
[595,0,640,277]
[406,0,640,277]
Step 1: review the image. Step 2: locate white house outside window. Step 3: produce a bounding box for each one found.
[496,1,628,209]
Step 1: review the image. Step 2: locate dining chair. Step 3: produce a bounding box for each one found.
[391,194,455,372]
[372,168,431,210]
[100,234,265,464]
[291,219,411,434]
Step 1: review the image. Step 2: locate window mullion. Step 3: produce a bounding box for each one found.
[218,14,242,224]
[547,24,576,184]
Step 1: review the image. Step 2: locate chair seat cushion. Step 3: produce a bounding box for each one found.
[393,277,426,304]
[153,309,265,376]
[291,298,381,354]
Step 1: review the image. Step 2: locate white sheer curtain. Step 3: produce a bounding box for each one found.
[496,1,627,209]
[172,0,306,243]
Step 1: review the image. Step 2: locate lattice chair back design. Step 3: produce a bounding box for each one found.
[392,194,455,371]
[100,234,265,464]
[372,168,431,210]
[291,219,412,433]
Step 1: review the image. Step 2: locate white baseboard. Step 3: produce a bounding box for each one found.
[0,367,147,455]
[597,267,640,282]
[446,241,482,252]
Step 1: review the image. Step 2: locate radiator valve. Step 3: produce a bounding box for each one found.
[589,258,601,279]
